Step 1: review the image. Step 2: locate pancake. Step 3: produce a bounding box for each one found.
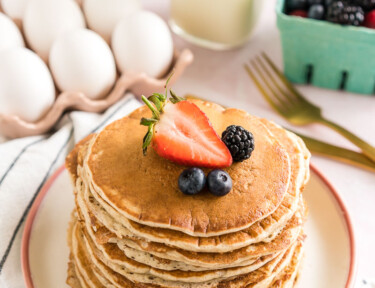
[67,217,102,288]
[84,100,292,236]
[82,173,290,252]
[75,180,304,270]
[67,255,86,288]
[70,220,304,288]
[112,211,302,271]
[66,135,95,185]
[69,258,92,288]
[67,233,303,288]
[270,235,304,288]
[82,223,278,283]
[270,260,301,288]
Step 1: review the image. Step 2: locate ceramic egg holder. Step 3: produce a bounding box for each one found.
[0,4,194,139]
[0,49,193,139]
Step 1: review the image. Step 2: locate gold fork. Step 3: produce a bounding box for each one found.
[244,53,375,163]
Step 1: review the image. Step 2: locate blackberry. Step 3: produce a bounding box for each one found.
[326,1,346,21]
[326,1,365,25]
[351,0,375,11]
[222,125,254,162]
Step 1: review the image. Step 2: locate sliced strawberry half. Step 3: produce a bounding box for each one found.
[151,101,232,168]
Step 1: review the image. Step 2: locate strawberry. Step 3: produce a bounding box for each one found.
[152,101,232,167]
[140,77,232,168]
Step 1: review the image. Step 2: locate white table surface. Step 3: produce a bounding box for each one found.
[142,0,375,285]
[0,0,373,286]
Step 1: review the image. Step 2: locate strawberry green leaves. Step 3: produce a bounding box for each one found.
[140,72,185,155]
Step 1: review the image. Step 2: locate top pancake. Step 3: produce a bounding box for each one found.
[82,100,291,236]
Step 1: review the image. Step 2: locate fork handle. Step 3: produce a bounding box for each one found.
[293,131,375,172]
[318,118,375,163]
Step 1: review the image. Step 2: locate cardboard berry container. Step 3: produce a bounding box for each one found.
[276,0,375,95]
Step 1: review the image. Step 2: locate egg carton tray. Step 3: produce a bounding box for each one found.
[277,0,375,95]
[0,49,193,139]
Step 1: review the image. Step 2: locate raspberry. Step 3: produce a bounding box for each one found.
[364,10,375,28]
[289,10,309,17]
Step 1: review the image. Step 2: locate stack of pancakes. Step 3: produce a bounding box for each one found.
[65,100,310,288]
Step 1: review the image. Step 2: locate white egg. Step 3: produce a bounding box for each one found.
[0,12,24,52]
[1,0,28,20]
[112,11,174,78]
[0,48,55,122]
[23,0,85,61]
[49,29,116,100]
[83,0,141,43]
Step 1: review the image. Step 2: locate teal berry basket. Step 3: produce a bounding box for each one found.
[276,0,375,95]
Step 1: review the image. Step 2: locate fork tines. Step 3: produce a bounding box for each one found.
[244,53,317,118]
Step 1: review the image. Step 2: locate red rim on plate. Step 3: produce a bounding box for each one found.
[21,164,357,288]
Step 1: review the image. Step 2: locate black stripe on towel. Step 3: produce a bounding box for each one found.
[0,127,74,273]
[0,138,45,188]
[0,114,69,188]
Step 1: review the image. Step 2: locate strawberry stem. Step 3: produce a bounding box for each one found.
[170,89,185,104]
[152,93,166,102]
[148,95,162,112]
[142,125,154,155]
[140,72,186,155]
[142,95,160,119]
[140,118,158,126]
[165,71,174,100]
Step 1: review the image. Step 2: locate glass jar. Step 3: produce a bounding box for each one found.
[170,0,264,50]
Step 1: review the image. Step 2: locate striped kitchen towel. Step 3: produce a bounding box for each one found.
[0,94,141,288]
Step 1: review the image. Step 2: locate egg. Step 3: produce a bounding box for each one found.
[49,29,116,100]
[83,0,141,43]
[1,0,28,21]
[112,11,174,78]
[0,12,24,52]
[23,0,85,61]
[0,48,55,122]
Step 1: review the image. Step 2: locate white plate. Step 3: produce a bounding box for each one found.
[21,164,356,288]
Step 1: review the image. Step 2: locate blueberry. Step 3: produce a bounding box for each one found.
[207,170,232,197]
[287,0,308,11]
[178,168,206,195]
[308,4,325,19]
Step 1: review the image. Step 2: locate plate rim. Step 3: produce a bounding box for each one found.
[20,163,357,288]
